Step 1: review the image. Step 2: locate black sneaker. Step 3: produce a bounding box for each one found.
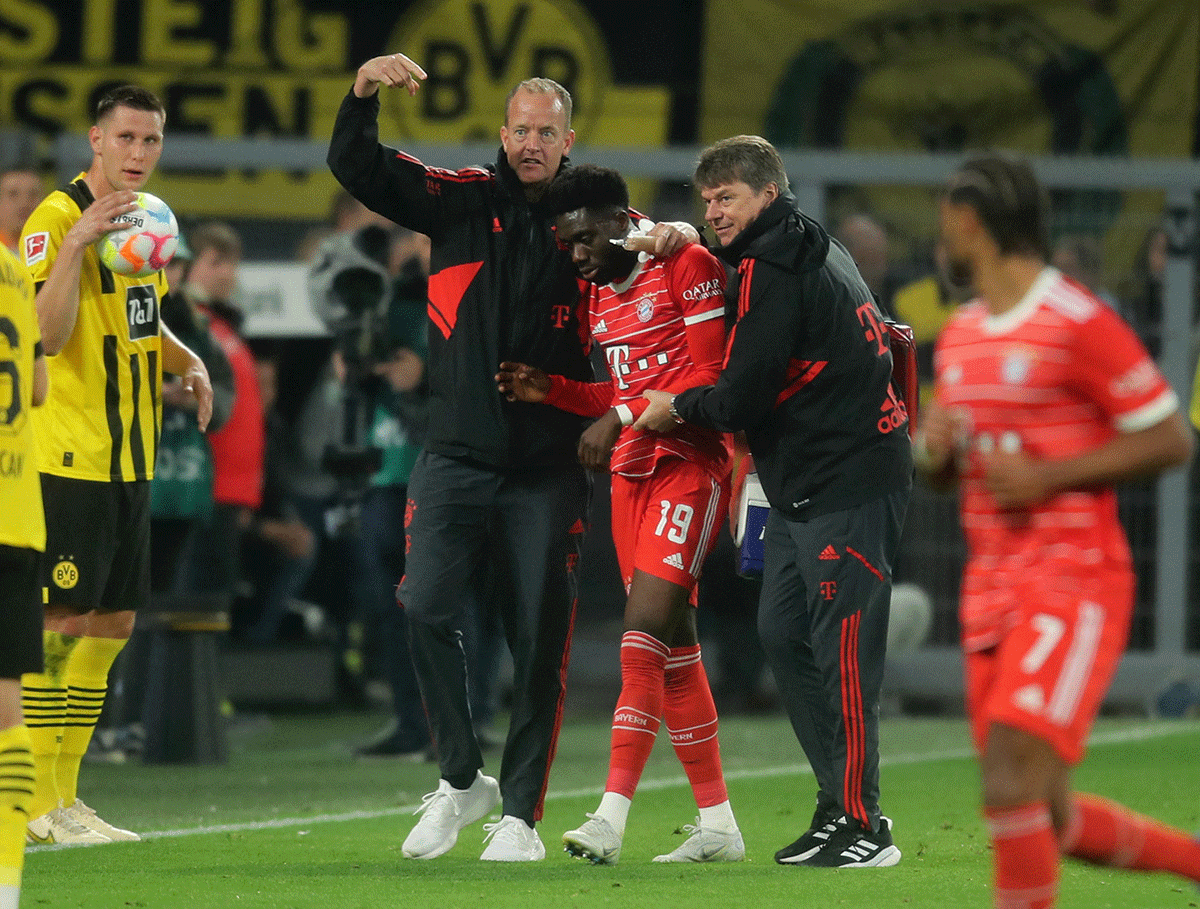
[775,807,847,864]
[801,816,901,868]
[353,728,429,762]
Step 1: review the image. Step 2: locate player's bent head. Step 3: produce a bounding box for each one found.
[694,135,789,195]
[543,164,629,220]
[946,151,1048,260]
[505,77,572,130]
[95,84,166,127]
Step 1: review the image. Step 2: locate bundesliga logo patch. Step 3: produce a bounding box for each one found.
[24,232,48,266]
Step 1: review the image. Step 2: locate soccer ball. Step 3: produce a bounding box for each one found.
[887,582,933,653]
[96,192,179,277]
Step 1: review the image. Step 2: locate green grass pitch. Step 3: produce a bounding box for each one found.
[23,709,1200,909]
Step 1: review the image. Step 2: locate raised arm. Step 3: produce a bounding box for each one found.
[35,191,137,354]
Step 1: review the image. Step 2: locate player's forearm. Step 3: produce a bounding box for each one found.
[1041,412,1192,494]
[35,236,88,355]
[160,322,204,377]
[545,374,613,417]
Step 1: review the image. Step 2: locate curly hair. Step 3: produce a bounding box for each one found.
[542,164,629,219]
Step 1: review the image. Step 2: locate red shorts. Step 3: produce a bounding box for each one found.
[610,461,729,602]
[964,569,1133,765]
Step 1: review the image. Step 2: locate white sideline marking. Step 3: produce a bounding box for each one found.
[29,721,1198,849]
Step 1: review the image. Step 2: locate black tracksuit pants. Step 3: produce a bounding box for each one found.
[399,451,589,825]
[757,487,909,833]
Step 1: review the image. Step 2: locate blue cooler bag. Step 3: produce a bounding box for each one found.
[733,472,770,578]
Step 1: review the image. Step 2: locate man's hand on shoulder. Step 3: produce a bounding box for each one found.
[354,53,427,98]
[614,220,700,261]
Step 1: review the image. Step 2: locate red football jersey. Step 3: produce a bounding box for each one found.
[933,268,1178,650]
[547,244,730,479]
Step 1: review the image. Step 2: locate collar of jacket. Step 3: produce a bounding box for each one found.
[493,148,571,213]
[714,191,830,274]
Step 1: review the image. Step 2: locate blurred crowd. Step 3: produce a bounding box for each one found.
[3,166,1196,761]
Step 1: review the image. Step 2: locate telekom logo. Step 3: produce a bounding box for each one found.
[855,302,889,357]
[551,304,572,328]
[606,345,633,391]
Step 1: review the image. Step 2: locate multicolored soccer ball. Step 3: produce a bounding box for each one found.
[96,192,179,277]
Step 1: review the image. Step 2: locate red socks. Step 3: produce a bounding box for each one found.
[603,631,667,799]
[985,802,1058,909]
[1061,792,1200,881]
[664,644,728,808]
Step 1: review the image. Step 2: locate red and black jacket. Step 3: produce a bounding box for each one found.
[328,89,592,470]
[674,194,912,520]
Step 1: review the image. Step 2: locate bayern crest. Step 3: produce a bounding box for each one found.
[636,297,654,322]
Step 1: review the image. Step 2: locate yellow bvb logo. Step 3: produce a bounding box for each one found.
[384,0,610,142]
[52,559,79,590]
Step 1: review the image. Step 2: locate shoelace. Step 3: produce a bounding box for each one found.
[480,820,513,844]
[52,809,98,837]
[412,788,456,818]
[482,818,524,845]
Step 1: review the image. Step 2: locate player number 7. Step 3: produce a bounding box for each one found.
[1020,613,1066,675]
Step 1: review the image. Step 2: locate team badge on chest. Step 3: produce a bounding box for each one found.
[636,297,654,322]
[1001,348,1033,385]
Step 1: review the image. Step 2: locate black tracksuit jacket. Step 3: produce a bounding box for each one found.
[327,90,592,470]
[675,193,912,521]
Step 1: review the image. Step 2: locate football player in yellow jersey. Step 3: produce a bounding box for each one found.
[0,241,46,906]
[18,84,212,845]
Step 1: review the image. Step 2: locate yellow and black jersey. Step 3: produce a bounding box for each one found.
[21,175,164,483]
[0,243,45,551]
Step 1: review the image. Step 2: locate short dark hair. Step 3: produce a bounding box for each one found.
[694,135,789,194]
[946,152,1048,259]
[95,85,165,125]
[543,164,629,219]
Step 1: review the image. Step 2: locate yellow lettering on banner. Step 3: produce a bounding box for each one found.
[82,0,117,64]
[275,0,347,70]
[225,0,269,69]
[141,0,214,67]
[386,0,609,141]
[0,0,58,63]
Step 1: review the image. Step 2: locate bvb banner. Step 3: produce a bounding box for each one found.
[0,0,670,222]
[700,0,1197,159]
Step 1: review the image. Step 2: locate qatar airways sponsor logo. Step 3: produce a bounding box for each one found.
[1110,359,1159,397]
[682,278,722,302]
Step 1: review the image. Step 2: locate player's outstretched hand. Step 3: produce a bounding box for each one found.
[354,53,427,98]
[496,361,550,403]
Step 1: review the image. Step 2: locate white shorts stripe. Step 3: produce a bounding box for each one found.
[1047,601,1103,725]
[688,477,722,576]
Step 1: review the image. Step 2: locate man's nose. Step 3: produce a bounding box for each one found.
[704,200,720,221]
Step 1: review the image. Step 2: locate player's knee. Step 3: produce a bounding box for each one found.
[981,727,1056,807]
